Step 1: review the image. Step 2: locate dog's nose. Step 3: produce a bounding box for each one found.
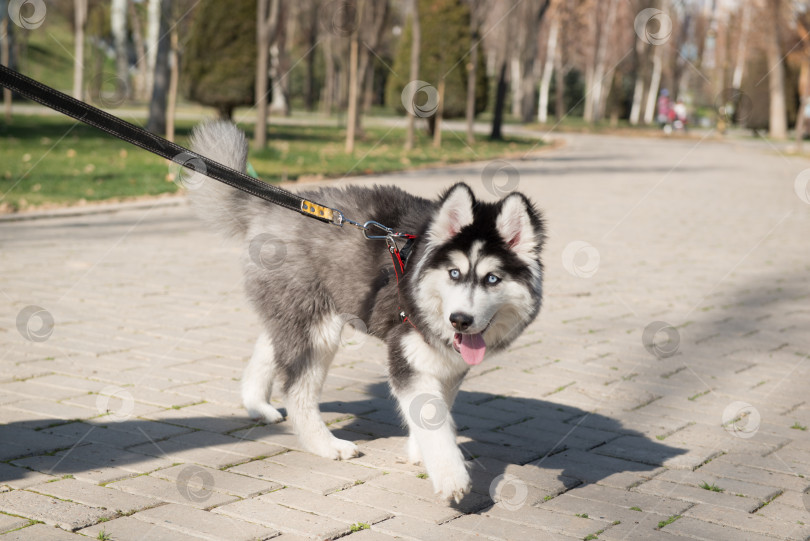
[449,312,474,331]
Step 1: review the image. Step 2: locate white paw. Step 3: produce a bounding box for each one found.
[245,402,284,424]
[305,436,359,461]
[432,462,471,503]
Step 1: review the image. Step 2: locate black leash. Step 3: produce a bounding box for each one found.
[0,65,421,325]
[0,64,408,239]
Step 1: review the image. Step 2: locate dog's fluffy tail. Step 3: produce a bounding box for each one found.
[187,120,250,238]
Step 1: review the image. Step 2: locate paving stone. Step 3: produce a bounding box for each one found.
[213,494,350,539]
[662,516,780,541]
[697,457,810,493]
[0,513,29,534]
[0,489,111,531]
[151,463,282,498]
[29,478,160,514]
[369,472,491,514]
[554,483,691,518]
[655,468,783,501]
[592,434,720,470]
[448,513,579,541]
[79,516,208,541]
[107,474,237,509]
[334,483,462,524]
[683,503,810,541]
[267,450,384,483]
[0,523,85,540]
[142,402,255,434]
[536,448,664,489]
[11,453,136,485]
[371,515,498,541]
[133,503,279,541]
[228,457,355,495]
[261,486,393,525]
[632,478,762,512]
[128,430,285,468]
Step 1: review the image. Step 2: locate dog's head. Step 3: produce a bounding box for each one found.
[410,183,545,364]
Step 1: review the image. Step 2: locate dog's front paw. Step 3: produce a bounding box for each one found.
[306,436,359,461]
[432,462,471,504]
[245,402,284,424]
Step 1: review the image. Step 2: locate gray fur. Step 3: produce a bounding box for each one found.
[188,121,545,500]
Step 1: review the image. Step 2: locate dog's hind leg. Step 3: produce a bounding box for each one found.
[284,314,359,460]
[242,331,284,424]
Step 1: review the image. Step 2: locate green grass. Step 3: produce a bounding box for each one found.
[791,421,807,431]
[629,506,642,512]
[97,530,111,541]
[350,522,370,532]
[575,513,589,518]
[1,115,542,212]
[657,515,682,529]
[699,481,724,492]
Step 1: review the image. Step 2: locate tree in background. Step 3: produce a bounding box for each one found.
[184,0,256,120]
[387,0,487,137]
[255,0,282,148]
[146,0,171,135]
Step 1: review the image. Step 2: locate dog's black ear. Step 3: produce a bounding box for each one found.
[428,183,475,243]
[496,193,543,261]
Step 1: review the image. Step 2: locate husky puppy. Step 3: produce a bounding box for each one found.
[188,121,545,502]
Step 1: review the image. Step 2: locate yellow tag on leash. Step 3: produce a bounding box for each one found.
[300,200,334,222]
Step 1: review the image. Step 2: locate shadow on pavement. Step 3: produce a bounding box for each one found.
[0,385,686,512]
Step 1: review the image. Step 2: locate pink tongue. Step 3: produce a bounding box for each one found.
[454,333,486,365]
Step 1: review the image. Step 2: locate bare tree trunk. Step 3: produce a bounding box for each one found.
[304,4,318,111]
[510,55,521,119]
[643,44,663,125]
[629,38,646,125]
[590,0,618,122]
[405,0,420,150]
[537,16,558,124]
[554,45,564,121]
[1,10,11,122]
[146,0,161,99]
[111,0,129,97]
[255,0,280,148]
[166,27,178,142]
[732,3,750,90]
[345,19,360,153]
[491,62,507,140]
[795,54,810,150]
[128,0,148,100]
[362,63,374,112]
[433,77,445,147]
[73,0,87,100]
[323,36,335,116]
[767,0,787,139]
[146,0,171,134]
[465,25,478,143]
[354,0,389,137]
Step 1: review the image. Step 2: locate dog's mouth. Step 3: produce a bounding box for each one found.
[452,322,490,366]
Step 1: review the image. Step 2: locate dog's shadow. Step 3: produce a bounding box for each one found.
[0,382,685,513]
[317,382,686,510]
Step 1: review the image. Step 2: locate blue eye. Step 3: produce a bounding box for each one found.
[449,269,461,280]
[485,273,501,285]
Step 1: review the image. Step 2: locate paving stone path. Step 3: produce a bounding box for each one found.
[1,132,810,540]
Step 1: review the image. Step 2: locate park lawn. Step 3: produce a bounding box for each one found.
[0,114,542,212]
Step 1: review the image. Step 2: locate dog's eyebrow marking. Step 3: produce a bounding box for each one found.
[447,250,470,274]
[474,255,502,278]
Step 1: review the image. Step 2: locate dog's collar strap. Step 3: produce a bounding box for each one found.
[386,235,420,330]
